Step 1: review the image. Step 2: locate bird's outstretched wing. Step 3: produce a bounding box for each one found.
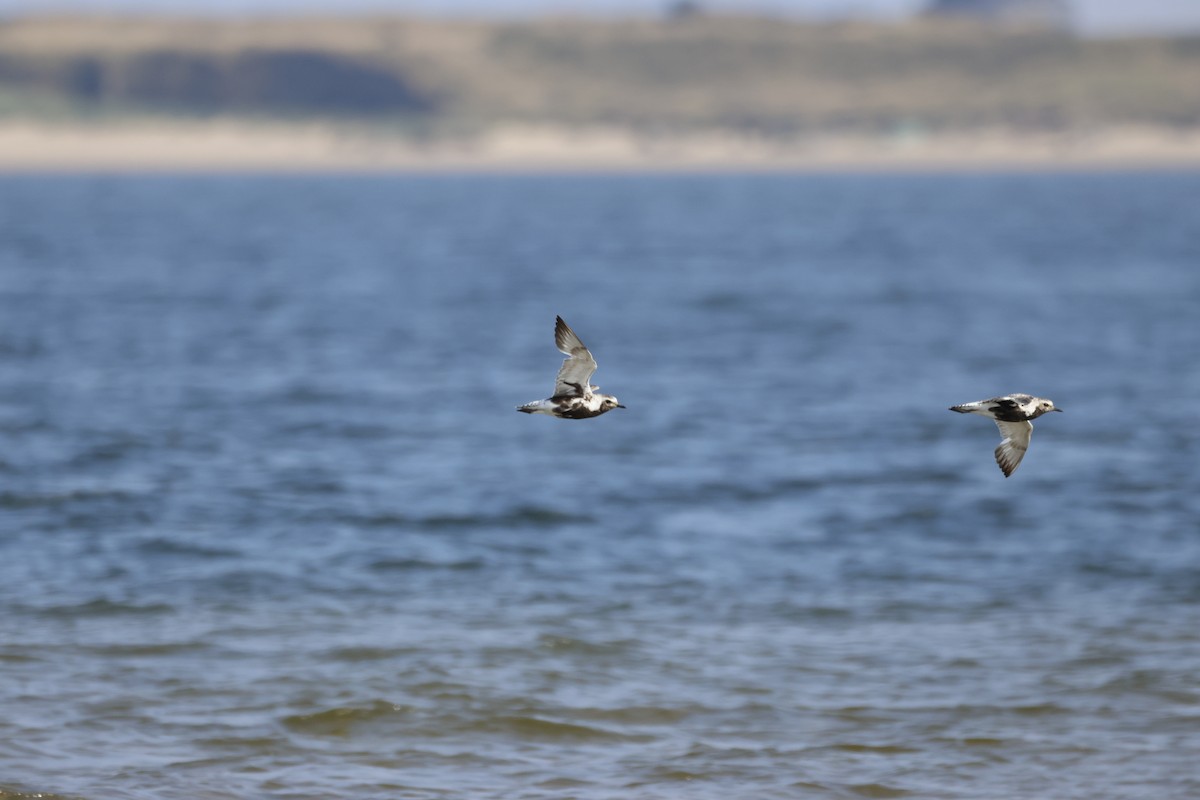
[553,316,598,397]
[993,419,1034,477]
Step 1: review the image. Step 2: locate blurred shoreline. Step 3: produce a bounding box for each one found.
[3,14,1199,172]
[3,120,1200,172]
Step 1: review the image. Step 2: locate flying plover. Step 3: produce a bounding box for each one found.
[950,394,1062,477]
[517,316,625,419]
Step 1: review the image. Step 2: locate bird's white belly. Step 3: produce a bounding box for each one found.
[523,399,560,415]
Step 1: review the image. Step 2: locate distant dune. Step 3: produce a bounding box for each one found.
[1,14,1198,169]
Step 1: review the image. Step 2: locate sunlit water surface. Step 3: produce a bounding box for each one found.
[1,173,1198,799]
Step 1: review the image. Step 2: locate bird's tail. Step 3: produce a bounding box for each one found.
[516,401,542,414]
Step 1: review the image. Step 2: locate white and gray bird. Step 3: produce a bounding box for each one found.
[949,394,1062,477]
[517,316,625,419]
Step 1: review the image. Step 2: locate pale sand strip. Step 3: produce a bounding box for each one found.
[2,120,1200,172]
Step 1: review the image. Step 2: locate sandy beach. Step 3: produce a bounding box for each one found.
[3,120,1200,172]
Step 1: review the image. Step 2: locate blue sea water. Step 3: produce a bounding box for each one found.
[0,172,1198,799]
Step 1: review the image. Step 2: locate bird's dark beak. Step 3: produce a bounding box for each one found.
[616,404,626,409]
[1054,407,1063,412]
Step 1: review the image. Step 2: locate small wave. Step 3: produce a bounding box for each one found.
[423,506,594,529]
[847,783,911,798]
[80,642,208,657]
[282,704,646,744]
[973,497,1024,522]
[1093,670,1199,703]
[0,488,140,511]
[1010,703,1069,716]
[281,700,410,737]
[643,768,709,782]
[324,511,410,528]
[536,634,637,656]
[1076,560,1156,580]
[944,657,984,668]
[65,436,150,467]
[830,707,896,724]
[315,506,593,531]
[272,477,347,496]
[650,469,968,507]
[263,384,353,405]
[195,735,289,750]
[368,557,484,572]
[29,598,174,618]
[199,569,310,596]
[0,334,45,357]
[768,603,853,621]
[826,742,919,755]
[472,715,648,743]
[696,291,747,309]
[277,420,397,440]
[134,537,241,558]
[533,777,595,790]
[322,646,420,662]
[570,705,697,725]
[405,681,476,701]
[789,781,840,795]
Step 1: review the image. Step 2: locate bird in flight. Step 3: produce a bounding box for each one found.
[949,394,1062,477]
[517,316,625,419]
